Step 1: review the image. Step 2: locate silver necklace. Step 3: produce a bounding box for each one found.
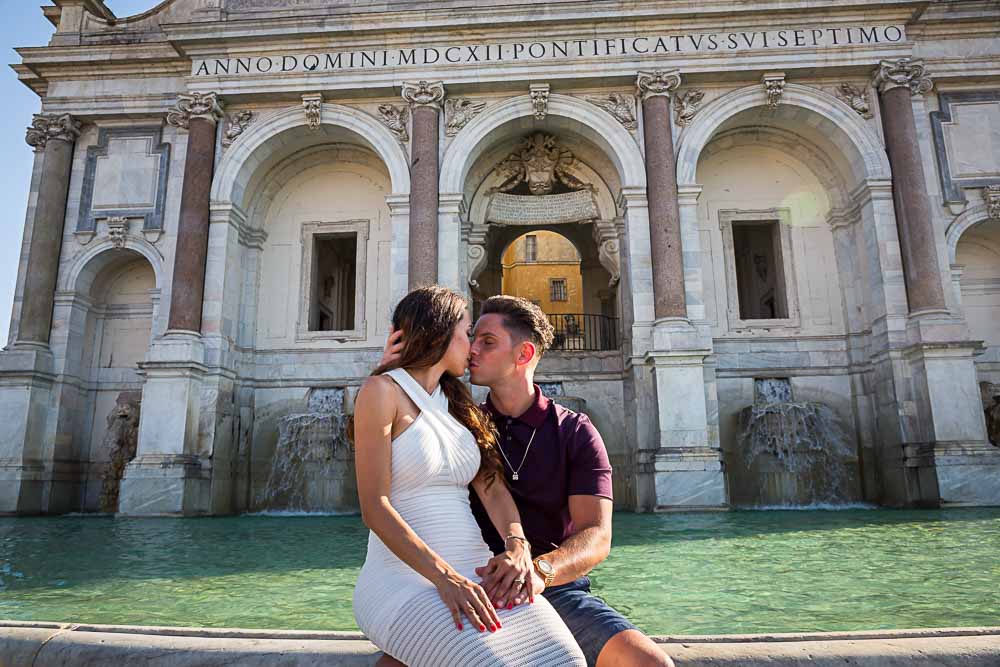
[498,420,537,481]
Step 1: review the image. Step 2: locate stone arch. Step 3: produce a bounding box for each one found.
[245,143,391,227]
[675,83,891,187]
[441,93,646,194]
[60,240,164,296]
[946,205,993,264]
[211,103,410,209]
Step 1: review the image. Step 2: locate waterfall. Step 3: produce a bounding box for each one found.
[734,378,859,507]
[256,388,358,513]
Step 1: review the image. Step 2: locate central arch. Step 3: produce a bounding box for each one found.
[441,93,647,193]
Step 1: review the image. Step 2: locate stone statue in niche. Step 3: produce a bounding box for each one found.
[981,382,1000,447]
[98,391,142,513]
[494,133,589,196]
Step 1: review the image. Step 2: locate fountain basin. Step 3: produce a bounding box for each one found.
[2,510,998,636]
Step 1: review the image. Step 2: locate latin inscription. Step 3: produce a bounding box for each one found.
[488,191,599,226]
[192,25,905,77]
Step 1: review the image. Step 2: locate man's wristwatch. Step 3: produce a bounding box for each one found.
[532,557,555,586]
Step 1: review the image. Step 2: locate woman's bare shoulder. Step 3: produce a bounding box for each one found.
[358,374,398,403]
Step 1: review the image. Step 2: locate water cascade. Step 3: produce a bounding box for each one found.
[734,378,860,507]
[257,388,358,513]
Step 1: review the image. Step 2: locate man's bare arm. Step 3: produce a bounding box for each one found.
[537,495,613,587]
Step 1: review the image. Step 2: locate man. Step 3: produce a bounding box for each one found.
[377,295,673,667]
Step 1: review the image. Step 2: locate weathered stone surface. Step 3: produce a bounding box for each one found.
[1,622,998,667]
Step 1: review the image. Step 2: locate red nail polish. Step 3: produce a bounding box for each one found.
[479,624,486,632]
[457,623,463,630]
[507,602,513,610]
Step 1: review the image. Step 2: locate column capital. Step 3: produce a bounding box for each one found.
[402,80,445,109]
[25,113,81,152]
[166,92,225,129]
[872,58,933,96]
[636,69,681,102]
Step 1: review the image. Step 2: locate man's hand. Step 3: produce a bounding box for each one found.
[379,326,404,367]
[475,542,537,609]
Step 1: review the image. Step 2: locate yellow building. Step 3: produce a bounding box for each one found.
[501,231,583,315]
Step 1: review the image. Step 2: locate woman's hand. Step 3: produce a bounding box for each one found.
[477,539,534,610]
[434,568,502,633]
[379,326,404,367]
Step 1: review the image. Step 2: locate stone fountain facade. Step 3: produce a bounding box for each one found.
[2,0,1000,515]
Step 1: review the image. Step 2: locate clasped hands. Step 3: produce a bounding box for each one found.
[434,539,544,632]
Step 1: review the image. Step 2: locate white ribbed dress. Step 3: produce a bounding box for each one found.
[353,369,585,667]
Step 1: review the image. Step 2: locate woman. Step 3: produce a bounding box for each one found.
[352,286,585,666]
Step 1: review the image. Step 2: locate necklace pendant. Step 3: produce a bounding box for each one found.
[512,472,519,481]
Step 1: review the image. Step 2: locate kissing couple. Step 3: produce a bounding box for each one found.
[351,286,673,667]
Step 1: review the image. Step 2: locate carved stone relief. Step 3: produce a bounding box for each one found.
[586,93,636,131]
[223,109,256,147]
[674,89,705,127]
[762,72,786,108]
[106,216,129,248]
[377,104,410,143]
[530,83,550,120]
[99,391,142,513]
[445,98,486,137]
[493,133,588,196]
[302,93,323,131]
[986,185,1000,220]
[835,83,872,119]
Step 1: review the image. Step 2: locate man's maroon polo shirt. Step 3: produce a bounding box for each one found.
[470,386,613,557]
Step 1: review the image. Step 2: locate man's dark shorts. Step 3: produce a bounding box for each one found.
[542,576,637,666]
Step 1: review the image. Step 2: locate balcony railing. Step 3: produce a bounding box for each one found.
[547,313,620,352]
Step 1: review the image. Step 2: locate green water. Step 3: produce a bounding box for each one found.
[2,509,998,635]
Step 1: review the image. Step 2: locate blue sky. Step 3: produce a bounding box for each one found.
[0,1,158,347]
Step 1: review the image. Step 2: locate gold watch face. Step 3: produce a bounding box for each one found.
[536,559,554,576]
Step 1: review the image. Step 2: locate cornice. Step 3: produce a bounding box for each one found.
[162,3,924,47]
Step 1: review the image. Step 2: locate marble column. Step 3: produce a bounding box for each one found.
[16,114,81,347]
[165,92,224,333]
[403,81,444,289]
[873,58,947,314]
[636,70,686,320]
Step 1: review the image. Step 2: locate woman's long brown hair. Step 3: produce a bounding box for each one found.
[350,286,503,488]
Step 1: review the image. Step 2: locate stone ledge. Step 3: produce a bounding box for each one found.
[0,621,998,666]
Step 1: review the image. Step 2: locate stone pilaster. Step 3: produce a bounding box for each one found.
[16,113,81,347]
[117,93,223,516]
[627,81,727,509]
[869,60,1000,507]
[165,92,224,333]
[872,59,946,315]
[636,70,687,320]
[403,81,444,289]
[0,114,80,513]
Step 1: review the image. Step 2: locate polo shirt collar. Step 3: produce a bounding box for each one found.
[485,385,551,428]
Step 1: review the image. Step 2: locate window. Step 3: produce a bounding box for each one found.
[298,220,369,341]
[732,221,787,320]
[524,235,538,262]
[311,235,357,331]
[718,208,799,330]
[550,278,568,302]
